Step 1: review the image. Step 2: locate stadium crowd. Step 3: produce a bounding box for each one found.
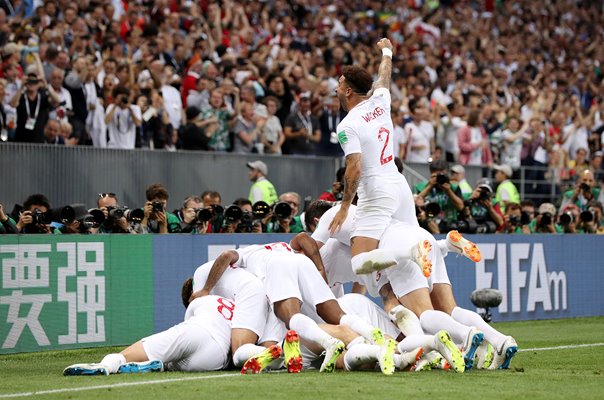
[1,0,604,234]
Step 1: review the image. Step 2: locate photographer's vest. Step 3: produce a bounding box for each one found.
[495,180,520,212]
[249,179,278,205]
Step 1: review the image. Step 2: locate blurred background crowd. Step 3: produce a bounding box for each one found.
[1,0,603,234]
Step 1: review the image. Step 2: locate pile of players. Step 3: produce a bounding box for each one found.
[64,39,517,377]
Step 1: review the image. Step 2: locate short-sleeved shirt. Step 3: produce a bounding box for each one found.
[336,88,399,181]
[284,112,320,155]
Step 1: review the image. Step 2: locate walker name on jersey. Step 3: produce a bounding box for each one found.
[475,243,567,314]
[361,106,386,123]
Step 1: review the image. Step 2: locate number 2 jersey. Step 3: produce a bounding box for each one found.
[336,87,400,181]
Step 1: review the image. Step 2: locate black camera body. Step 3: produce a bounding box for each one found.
[152,202,165,213]
[478,187,492,201]
[106,206,125,220]
[194,208,213,223]
[580,183,591,192]
[436,173,450,187]
[31,208,51,225]
[539,212,552,226]
[559,212,574,226]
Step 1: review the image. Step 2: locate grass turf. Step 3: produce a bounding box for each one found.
[0,317,603,400]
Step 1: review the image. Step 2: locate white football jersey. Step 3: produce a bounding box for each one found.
[337,88,399,180]
[311,204,356,246]
[234,242,294,281]
[192,260,261,300]
[183,295,233,346]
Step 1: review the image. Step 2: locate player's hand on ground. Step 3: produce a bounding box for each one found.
[329,208,348,235]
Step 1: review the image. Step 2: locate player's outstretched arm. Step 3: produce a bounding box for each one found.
[191,250,239,302]
[290,232,328,283]
[373,38,393,91]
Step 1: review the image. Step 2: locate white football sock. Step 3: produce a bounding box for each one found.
[343,343,379,371]
[436,239,449,256]
[451,306,507,349]
[101,353,126,374]
[290,313,333,349]
[419,310,470,344]
[339,314,378,343]
[397,334,436,353]
[232,343,269,367]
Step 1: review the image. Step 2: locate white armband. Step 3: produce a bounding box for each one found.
[381,48,393,58]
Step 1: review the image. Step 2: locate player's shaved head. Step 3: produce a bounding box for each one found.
[341,66,373,95]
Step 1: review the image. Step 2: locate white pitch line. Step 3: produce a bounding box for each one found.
[0,372,242,399]
[519,342,604,352]
[2,343,604,399]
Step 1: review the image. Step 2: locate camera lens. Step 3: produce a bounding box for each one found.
[195,208,213,222]
[152,202,164,212]
[273,202,292,220]
[580,210,594,223]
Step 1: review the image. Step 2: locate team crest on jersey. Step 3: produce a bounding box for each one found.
[338,130,348,144]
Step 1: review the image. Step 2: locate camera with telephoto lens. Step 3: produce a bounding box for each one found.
[509,211,531,226]
[580,183,591,192]
[273,202,293,220]
[105,206,125,220]
[152,201,164,213]
[580,210,594,223]
[124,208,144,223]
[558,212,574,226]
[539,212,552,227]
[252,201,293,221]
[415,202,441,219]
[194,208,213,223]
[478,187,492,201]
[435,172,449,187]
[223,205,243,223]
[30,208,51,225]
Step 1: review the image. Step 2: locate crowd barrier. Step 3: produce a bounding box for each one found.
[1,234,601,354]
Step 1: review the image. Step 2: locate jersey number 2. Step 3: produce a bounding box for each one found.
[217,298,235,321]
[378,127,393,165]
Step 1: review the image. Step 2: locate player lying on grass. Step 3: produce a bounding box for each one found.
[63,295,234,376]
[302,201,518,370]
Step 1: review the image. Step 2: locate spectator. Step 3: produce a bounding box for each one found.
[64,57,90,142]
[233,102,262,154]
[247,160,278,205]
[0,202,18,234]
[498,117,528,174]
[283,91,320,155]
[180,106,216,151]
[494,164,520,213]
[413,160,465,230]
[43,119,63,145]
[317,95,345,157]
[47,67,71,123]
[458,109,492,167]
[11,63,59,143]
[259,96,285,155]
[138,183,181,234]
[202,87,236,152]
[105,86,141,149]
[403,97,434,163]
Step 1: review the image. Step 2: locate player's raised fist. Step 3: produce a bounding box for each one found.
[377,38,393,51]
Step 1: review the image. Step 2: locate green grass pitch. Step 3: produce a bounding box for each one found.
[1,317,603,400]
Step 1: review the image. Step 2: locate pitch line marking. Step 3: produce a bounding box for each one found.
[519,342,604,352]
[1,343,604,398]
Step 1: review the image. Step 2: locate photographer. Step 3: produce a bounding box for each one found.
[94,192,134,234]
[0,203,18,234]
[463,180,504,233]
[175,195,208,234]
[503,203,531,234]
[138,183,181,234]
[557,204,581,234]
[221,198,262,233]
[529,203,563,233]
[266,192,304,233]
[13,194,56,234]
[319,167,346,202]
[414,195,440,234]
[573,201,603,234]
[105,86,141,149]
[413,160,465,231]
[560,169,600,212]
[57,204,95,234]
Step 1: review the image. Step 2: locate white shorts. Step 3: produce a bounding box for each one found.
[383,261,429,298]
[264,253,335,307]
[321,239,359,297]
[336,293,400,339]
[354,174,417,240]
[142,320,229,372]
[427,246,450,288]
[258,309,286,344]
[231,279,268,337]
